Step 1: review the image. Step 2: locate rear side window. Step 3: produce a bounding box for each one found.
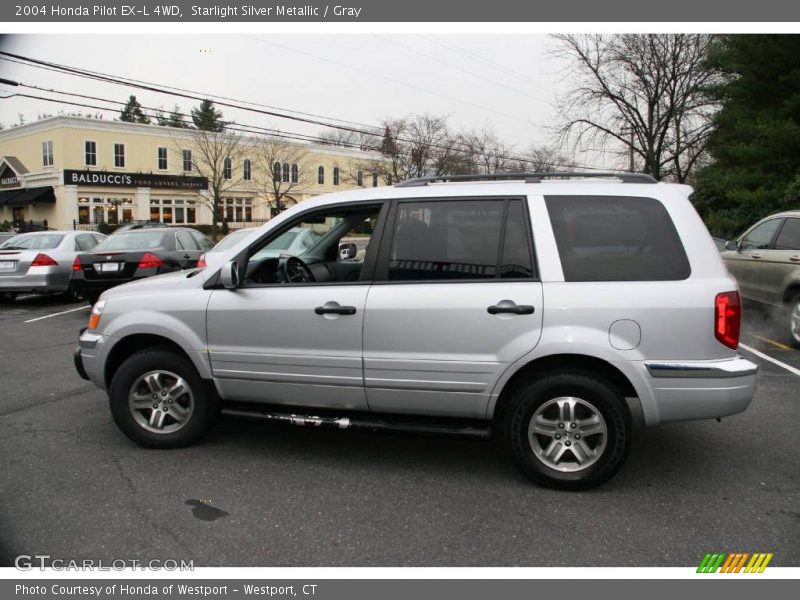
[545,195,690,282]
[176,231,199,251]
[386,199,534,281]
[774,218,800,251]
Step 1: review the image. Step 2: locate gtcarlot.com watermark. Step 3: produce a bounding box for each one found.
[14,554,194,571]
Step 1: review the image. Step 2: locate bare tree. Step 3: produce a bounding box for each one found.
[317,128,379,151]
[253,135,309,216]
[552,34,721,182]
[187,129,245,241]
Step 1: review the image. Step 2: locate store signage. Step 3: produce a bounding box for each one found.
[63,170,208,190]
[0,165,21,188]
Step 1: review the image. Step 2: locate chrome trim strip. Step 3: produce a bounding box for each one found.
[646,357,759,379]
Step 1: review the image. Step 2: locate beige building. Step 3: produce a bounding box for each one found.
[0,116,383,231]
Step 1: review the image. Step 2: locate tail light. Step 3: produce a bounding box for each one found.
[30,253,58,267]
[715,291,741,349]
[72,256,82,271]
[137,252,164,269]
[197,253,207,268]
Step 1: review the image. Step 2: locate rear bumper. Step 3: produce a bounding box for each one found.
[0,271,69,293]
[640,356,758,424]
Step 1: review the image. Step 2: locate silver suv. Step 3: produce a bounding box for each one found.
[722,210,800,348]
[74,173,758,490]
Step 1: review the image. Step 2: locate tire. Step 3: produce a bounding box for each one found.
[504,371,631,491]
[0,292,16,304]
[84,290,102,305]
[787,294,800,350]
[108,348,219,449]
[63,285,85,303]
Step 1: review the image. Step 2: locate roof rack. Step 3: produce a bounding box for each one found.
[394,172,658,187]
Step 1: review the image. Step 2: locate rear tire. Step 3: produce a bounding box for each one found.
[84,290,102,305]
[64,285,85,303]
[0,292,16,304]
[109,349,219,449]
[504,371,631,491]
[787,294,800,350]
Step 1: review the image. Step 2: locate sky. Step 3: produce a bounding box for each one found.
[0,34,603,168]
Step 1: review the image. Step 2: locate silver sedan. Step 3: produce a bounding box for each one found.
[0,230,106,303]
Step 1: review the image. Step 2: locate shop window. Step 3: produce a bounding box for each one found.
[122,208,133,223]
[78,206,90,225]
[107,207,119,225]
[175,207,185,224]
[162,206,173,224]
[187,206,196,224]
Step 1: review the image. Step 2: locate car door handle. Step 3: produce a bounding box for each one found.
[487,301,535,315]
[314,303,357,316]
[790,256,800,262]
[752,253,763,259]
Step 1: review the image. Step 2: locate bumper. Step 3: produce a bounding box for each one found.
[641,355,758,423]
[75,328,107,388]
[0,271,70,293]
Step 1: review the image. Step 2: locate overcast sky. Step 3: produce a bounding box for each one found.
[0,34,602,167]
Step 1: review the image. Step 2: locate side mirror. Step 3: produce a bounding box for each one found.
[220,260,240,289]
[339,242,358,261]
[724,240,739,251]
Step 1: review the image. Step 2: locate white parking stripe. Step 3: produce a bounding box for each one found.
[24,306,89,323]
[740,343,800,378]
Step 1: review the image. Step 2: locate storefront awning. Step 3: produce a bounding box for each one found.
[0,187,56,207]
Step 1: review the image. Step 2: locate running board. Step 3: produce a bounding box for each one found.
[221,407,492,440]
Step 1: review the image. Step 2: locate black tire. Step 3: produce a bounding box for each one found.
[787,294,800,350]
[84,290,102,305]
[0,292,16,304]
[504,370,631,491]
[108,348,219,449]
[63,285,85,303]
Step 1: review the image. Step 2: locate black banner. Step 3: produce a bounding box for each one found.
[63,169,208,190]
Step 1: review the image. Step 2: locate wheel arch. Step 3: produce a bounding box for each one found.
[104,334,200,390]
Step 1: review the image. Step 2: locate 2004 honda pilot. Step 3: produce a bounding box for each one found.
[74,173,758,490]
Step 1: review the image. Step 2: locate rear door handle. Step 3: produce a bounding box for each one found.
[314,302,357,316]
[752,253,763,259]
[790,256,800,262]
[487,301,535,315]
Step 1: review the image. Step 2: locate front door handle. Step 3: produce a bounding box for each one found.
[487,300,535,315]
[314,302,357,316]
[790,256,800,262]
[752,253,763,259]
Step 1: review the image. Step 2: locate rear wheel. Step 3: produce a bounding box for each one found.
[84,290,102,305]
[504,371,631,490]
[788,294,800,349]
[64,285,85,303]
[109,349,219,448]
[0,292,16,304]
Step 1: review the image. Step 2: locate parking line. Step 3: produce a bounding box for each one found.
[24,306,89,323]
[740,343,800,378]
[747,333,793,351]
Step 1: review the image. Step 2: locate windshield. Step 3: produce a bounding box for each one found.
[94,231,166,251]
[0,234,64,250]
[211,228,254,252]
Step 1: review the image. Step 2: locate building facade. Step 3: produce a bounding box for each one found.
[0,116,383,231]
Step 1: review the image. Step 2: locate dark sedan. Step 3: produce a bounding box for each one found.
[71,227,214,304]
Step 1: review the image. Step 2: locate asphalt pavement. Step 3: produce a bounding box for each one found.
[0,294,798,567]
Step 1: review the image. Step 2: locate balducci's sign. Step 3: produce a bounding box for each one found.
[63,170,208,190]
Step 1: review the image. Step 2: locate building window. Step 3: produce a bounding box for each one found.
[84,141,97,166]
[186,201,196,224]
[243,159,251,181]
[357,170,364,187]
[42,141,54,167]
[157,147,168,170]
[150,198,160,222]
[318,165,324,185]
[182,149,192,172]
[291,163,298,183]
[223,157,232,180]
[114,143,125,168]
[282,163,290,183]
[161,199,173,224]
[273,161,281,182]
[372,172,379,187]
[333,166,340,186]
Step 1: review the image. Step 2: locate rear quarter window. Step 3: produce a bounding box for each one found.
[545,195,690,282]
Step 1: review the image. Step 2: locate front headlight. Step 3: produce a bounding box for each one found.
[87,299,106,331]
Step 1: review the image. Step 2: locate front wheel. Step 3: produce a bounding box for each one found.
[787,294,800,350]
[108,349,219,448]
[504,371,631,490]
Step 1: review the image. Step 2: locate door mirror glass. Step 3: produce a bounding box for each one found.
[220,260,240,289]
[725,240,739,251]
[338,242,358,261]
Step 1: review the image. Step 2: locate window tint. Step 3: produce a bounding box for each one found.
[388,200,505,281]
[190,230,215,251]
[95,232,166,251]
[176,231,199,251]
[774,218,800,251]
[546,195,690,282]
[741,218,783,250]
[75,234,99,251]
[501,200,534,278]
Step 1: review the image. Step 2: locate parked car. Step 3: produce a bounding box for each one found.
[75,172,757,490]
[113,221,171,233]
[721,210,800,348]
[0,230,106,303]
[0,232,18,245]
[71,227,214,304]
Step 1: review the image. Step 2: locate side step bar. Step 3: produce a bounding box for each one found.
[221,407,492,440]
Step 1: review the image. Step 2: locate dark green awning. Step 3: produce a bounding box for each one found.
[0,187,55,207]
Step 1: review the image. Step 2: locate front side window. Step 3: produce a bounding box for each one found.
[157,147,168,170]
[114,143,125,168]
[182,149,193,172]
[386,199,532,281]
[42,141,54,167]
[85,141,97,166]
[740,218,783,251]
[546,195,690,282]
[243,159,251,181]
[243,204,383,286]
[773,218,800,251]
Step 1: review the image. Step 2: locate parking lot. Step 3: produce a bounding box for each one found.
[0,293,798,568]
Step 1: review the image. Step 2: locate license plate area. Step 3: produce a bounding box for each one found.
[94,262,122,273]
[0,260,16,272]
